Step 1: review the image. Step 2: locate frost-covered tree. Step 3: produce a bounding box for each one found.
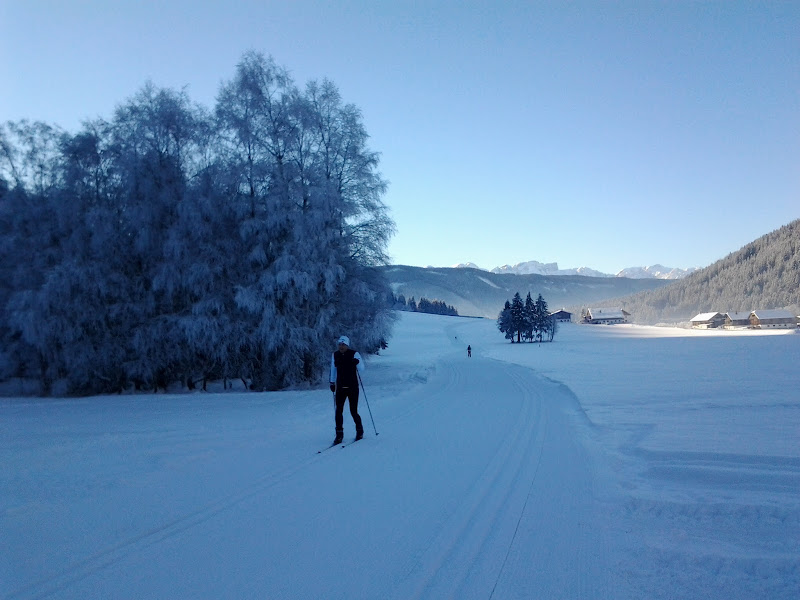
[544,312,558,342]
[213,52,394,389]
[0,51,395,395]
[497,300,513,342]
[510,292,525,343]
[522,292,535,342]
[533,294,549,343]
[0,121,69,391]
[214,51,391,389]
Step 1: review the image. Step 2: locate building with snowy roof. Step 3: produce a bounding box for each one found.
[724,312,752,329]
[550,309,572,322]
[583,308,630,325]
[749,310,798,329]
[690,312,725,329]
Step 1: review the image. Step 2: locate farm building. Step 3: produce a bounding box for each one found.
[690,312,725,329]
[724,312,752,329]
[749,310,798,329]
[550,309,572,322]
[583,308,630,325]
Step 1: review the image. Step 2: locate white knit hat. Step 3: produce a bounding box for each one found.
[337,335,350,346]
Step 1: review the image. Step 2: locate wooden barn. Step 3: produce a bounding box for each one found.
[724,312,752,329]
[749,310,798,329]
[550,309,572,322]
[583,308,630,325]
[690,312,725,329]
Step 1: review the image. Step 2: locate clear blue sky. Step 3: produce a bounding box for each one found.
[2,1,798,274]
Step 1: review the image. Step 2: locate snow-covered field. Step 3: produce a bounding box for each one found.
[2,312,798,599]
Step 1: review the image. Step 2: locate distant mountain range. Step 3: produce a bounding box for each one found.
[451,260,698,280]
[387,219,800,323]
[381,265,672,319]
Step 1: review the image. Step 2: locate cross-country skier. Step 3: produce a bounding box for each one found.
[330,335,365,444]
[467,345,472,358]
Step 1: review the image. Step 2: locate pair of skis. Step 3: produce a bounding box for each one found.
[317,436,363,454]
[319,377,377,454]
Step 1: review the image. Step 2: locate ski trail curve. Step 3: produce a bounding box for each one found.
[6,347,616,599]
[387,355,613,600]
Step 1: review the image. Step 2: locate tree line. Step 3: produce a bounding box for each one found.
[388,293,459,316]
[0,51,395,395]
[497,292,557,343]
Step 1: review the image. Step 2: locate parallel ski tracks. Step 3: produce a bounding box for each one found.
[8,439,354,599]
[10,352,605,600]
[390,361,549,600]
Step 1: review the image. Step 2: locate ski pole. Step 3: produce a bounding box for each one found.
[357,372,378,436]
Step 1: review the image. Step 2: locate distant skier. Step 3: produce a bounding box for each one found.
[467,345,471,358]
[330,335,365,444]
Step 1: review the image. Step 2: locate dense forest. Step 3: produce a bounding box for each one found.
[608,220,800,324]
[0,51,395,395]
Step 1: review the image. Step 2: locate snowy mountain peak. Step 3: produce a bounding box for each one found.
[615,265,698,279]
[453,259,697,279]
[492,260,561,276]
[494,261,698,279]
[489,260,612,277]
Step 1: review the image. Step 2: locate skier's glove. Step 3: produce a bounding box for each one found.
[330,383,336,392]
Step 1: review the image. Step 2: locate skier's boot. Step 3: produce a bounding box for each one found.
[355,429,364,441]
[333,429,343,445]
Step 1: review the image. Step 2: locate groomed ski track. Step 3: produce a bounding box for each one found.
[6,321,616,599]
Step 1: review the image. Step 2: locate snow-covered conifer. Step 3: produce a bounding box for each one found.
[523,292,535,342]
[497,300,513,342]
[510,292,525,343]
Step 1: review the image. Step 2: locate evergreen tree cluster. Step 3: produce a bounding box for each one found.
[497,292,557,343]
[610,220,800,324]
[0,51,395,395]
[387,293,458,316]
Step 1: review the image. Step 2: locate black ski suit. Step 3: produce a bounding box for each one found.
[330,349,364,437]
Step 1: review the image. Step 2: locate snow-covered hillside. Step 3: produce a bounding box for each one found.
[3,313,798,599]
